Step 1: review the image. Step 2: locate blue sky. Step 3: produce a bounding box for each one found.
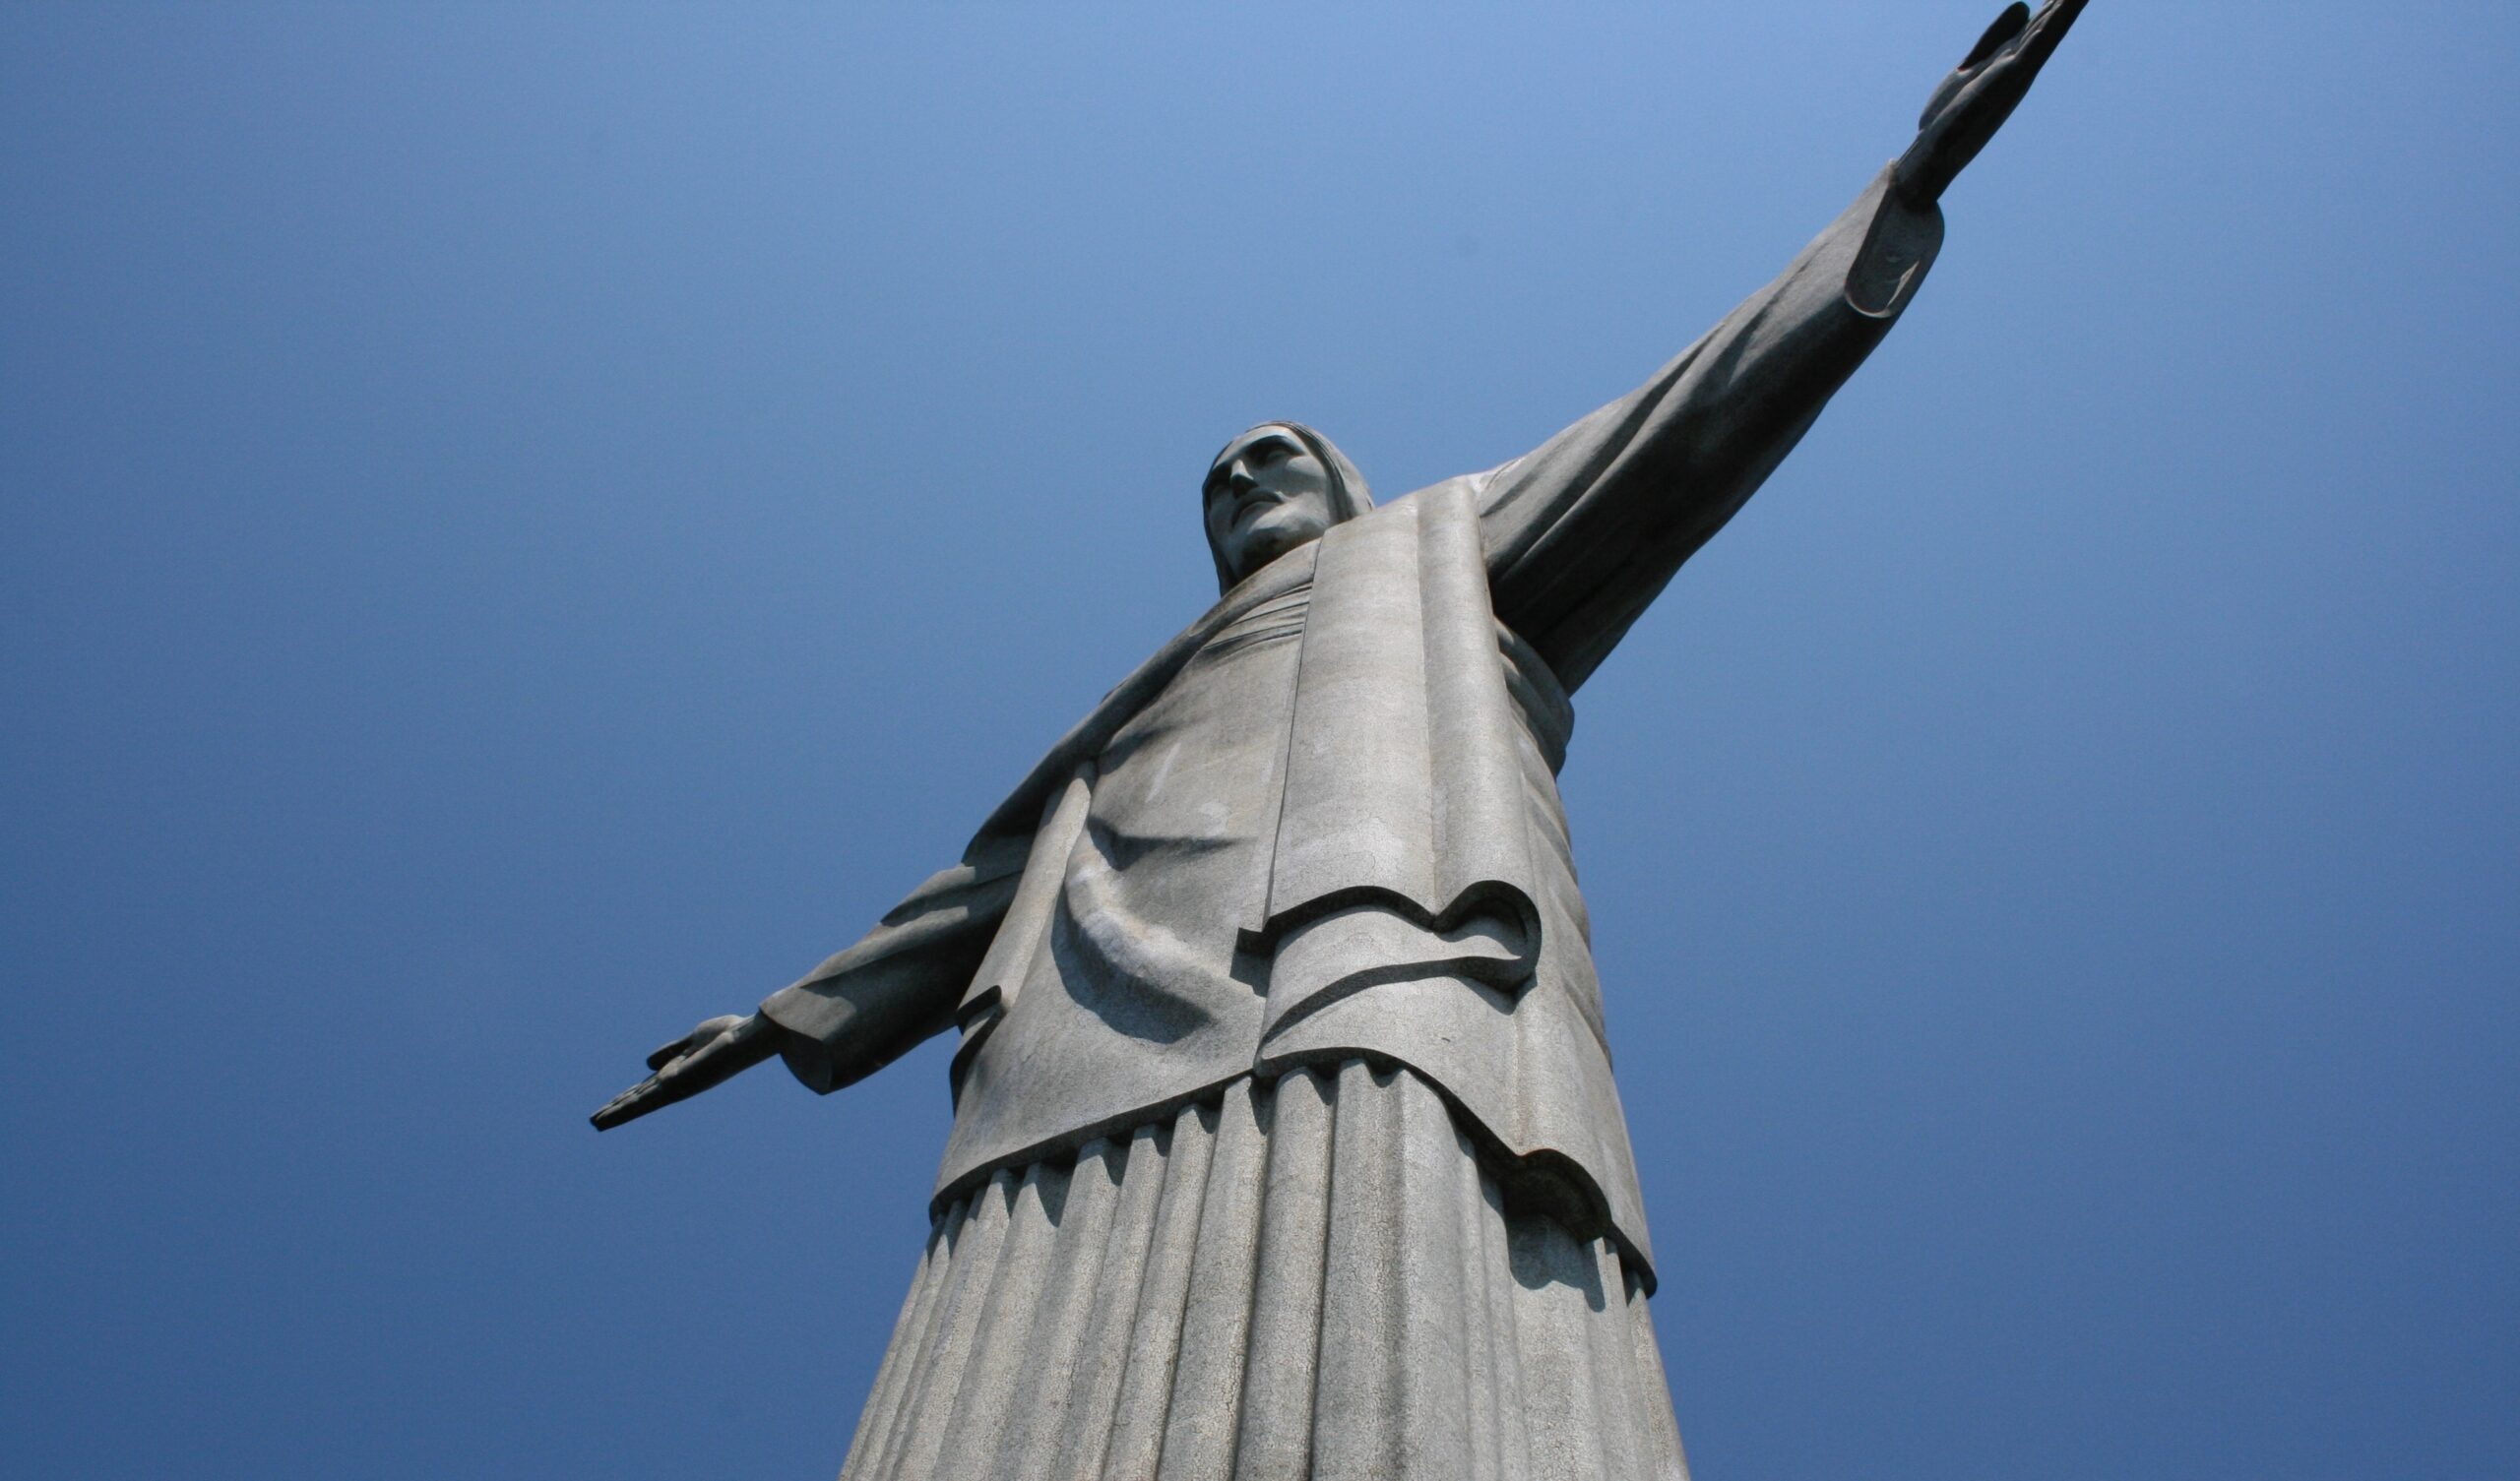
[4,4,2514,1477]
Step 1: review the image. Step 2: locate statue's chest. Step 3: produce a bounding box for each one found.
[1089,582,1311,852]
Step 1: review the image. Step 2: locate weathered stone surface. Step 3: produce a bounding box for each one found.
[592,7,2091,1475]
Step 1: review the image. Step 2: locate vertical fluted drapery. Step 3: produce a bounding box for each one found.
[837,1061,1687,1481]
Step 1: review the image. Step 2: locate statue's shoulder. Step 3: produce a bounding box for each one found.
[1379,468,1499,514]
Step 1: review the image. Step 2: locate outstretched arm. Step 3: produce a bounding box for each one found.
[1481,1,2089,692]
[590,850,1025,1130]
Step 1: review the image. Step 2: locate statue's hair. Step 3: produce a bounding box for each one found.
[1206,421,1372,592]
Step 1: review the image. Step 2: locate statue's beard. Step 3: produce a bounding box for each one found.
[1217,519,1327,586]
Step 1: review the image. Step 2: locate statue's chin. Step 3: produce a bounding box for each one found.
[1222,526,1327,586]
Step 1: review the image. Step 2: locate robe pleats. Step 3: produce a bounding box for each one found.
[837,1060,1688,1481]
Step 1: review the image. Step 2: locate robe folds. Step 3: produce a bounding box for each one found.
[759,161,1944,1298]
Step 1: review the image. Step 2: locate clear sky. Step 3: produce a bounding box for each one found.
[4,4,2514,1478]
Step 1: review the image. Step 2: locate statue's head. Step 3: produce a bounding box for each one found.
[1203,421,1371,592]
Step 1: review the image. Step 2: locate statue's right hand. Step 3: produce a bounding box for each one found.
[590,1012,780,1131]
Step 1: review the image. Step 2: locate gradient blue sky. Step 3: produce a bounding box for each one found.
[5,4,2514,1478]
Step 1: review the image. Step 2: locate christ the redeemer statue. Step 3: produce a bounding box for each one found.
[596,6,2090,1477]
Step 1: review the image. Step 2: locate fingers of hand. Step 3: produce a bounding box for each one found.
[593,1076,662,1128]
[627,1062,693,1106]
[1964,3,2032,70]
[599,1016,766,1129]
[654,1036,739,1096]
[2026,0,2090,60]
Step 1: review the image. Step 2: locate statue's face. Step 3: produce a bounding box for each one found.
[1203,426,1336,585]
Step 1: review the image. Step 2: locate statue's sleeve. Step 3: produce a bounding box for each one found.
[754,833,1029,1094]
[1480,162,1943,693]
[750,586,1221,1097]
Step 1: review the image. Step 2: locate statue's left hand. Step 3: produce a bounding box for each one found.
[1898,0,2090,205]
[590,1011,781,1130]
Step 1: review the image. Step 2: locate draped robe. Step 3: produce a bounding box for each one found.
[759,164,1942,1295]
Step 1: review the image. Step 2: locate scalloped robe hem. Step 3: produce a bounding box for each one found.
[837,1059,1689,1481]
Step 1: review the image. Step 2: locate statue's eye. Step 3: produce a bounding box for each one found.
[1250,441,1290,466]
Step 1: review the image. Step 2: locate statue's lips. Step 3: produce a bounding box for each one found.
[1230,493,1284,528]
